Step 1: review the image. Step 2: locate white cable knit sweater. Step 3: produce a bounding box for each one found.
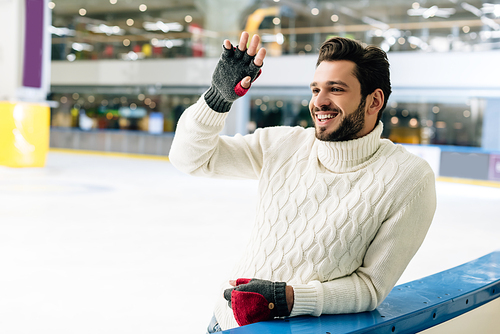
[169,97,437,330]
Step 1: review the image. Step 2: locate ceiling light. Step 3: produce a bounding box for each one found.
[126,19,134,26]
[86,24,125,36]
[184,15,193,23]
[362,16,389,30]
[311,8,319,16]
[139,4,147,12]
[412,2,420,10]
[79,8,87,16]
[462,26,470,33]
[72,42,93,52]
[461,2,482,17]
[261,33,284,44]
[143,21,183,33]
[494,5,500,17]
[461,2,500,30]
[49,26,76,36]
[151,39,184,48]
[331,14,339,22]
[481,4,500,16]
[407,6,456,19]
[110,0,117,4]
[408,36,429,50]
[48,2,55,9]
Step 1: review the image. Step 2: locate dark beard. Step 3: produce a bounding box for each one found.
[315,97,366,142]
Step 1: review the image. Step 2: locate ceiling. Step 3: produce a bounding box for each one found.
[49,0,500,55]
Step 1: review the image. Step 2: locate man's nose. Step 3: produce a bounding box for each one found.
[314,91,331,109]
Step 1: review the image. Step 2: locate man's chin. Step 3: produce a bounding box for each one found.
[314,126,334,142]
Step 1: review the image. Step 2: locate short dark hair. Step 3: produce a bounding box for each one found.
[316,37,392,122]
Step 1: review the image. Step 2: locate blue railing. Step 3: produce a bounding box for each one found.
[221,250,500,333]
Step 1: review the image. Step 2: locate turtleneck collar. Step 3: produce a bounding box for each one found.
[316,122,384,173]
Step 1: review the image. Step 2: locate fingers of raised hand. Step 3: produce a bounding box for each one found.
[238,32,249,52]
[223,39,232,50]
[247,34,260,56]
[254,47,266,67]
[240,77,252,89]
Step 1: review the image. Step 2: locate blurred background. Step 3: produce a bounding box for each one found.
[36,0,500,182]
[46,0,499,147]
[1,1,500,333]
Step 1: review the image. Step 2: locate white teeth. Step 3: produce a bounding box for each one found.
[317,114,337,120]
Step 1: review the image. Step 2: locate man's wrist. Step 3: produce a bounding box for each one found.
[286,285,294,313]
[204,86,233,113]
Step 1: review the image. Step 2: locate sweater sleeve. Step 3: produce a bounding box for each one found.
[290,171,437,316]
[169,96,264,179]
[169,96,294,180]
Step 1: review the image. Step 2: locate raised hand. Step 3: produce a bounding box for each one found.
[204,32,267,113]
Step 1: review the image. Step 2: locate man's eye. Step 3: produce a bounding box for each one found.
[312,89,320,94]
[331,87,343,92]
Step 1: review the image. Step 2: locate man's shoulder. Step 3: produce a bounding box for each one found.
[253,125,315,146]
[378,140,436,183]
[255,125,314,136]
[380,140,431,164]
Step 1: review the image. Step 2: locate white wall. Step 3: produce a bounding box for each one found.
[51,50,500,99]
[0,0,51,102]
[0,0,23,101]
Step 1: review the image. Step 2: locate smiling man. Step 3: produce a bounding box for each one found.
[169,33,436,332]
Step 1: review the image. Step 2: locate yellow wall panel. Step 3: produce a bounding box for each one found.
[0,102,50,167]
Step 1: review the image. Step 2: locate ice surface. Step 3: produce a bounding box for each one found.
[0,151,498,333]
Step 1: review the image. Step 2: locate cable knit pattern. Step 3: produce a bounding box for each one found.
[169,97,437,330]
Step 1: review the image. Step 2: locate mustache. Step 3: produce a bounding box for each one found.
[312,106,341,113]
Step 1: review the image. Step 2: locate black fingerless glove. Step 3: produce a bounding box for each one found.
[223,278,290,326]
[204,45,262,113]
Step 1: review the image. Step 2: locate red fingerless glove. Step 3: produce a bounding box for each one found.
[223,278,289,326]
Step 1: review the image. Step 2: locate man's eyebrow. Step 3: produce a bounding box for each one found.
[309,80,350,88]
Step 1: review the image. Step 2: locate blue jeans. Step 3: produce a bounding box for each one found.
[206,314,222,333]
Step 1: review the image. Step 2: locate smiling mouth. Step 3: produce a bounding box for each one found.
[315,112,339,124]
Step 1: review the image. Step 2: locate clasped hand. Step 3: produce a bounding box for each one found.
[223,278,292,326]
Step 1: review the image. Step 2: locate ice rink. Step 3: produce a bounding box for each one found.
[1,150,499,334]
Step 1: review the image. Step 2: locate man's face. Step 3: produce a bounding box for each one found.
[309,60,367,142]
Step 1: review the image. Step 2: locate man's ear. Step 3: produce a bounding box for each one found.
[367,88,384,116]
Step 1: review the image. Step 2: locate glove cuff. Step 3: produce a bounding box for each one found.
[204,86,233,113]
[273,282,290,317]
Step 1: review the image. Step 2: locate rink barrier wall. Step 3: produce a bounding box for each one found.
[219,251,500,334]
[49,128,500,184]
[50,127,174,157]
